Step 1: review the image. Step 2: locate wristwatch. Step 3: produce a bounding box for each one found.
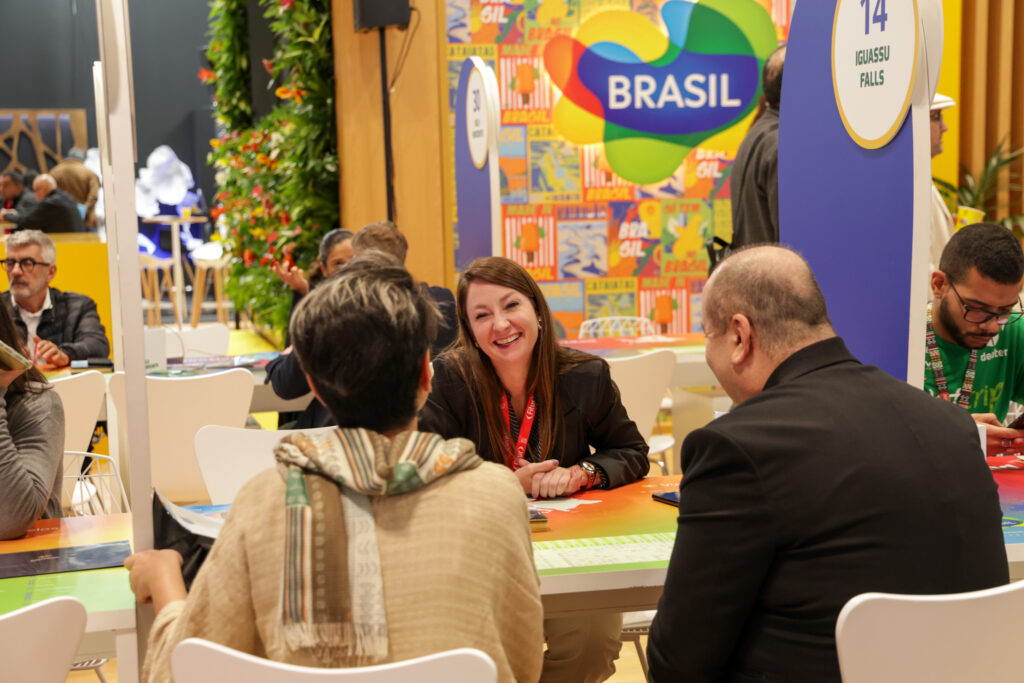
[579,461,604,489]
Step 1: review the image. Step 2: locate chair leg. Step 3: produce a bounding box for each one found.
[634,637,649,680]
[213,265,227,325]
[162,266,182,327]
[190,265,208,327]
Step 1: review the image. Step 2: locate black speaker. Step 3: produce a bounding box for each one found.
[353,0,410,31]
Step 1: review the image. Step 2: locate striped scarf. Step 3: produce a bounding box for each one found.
[274,428,482,663]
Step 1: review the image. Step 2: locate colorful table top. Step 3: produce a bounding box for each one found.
[0,514,135,620]
[531,476,680,577]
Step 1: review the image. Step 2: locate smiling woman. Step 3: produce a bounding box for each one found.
[417,255,649,683]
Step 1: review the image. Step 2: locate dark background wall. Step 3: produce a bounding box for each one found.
[0,0,217,203]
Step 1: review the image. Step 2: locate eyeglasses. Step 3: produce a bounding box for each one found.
[950,282,1023,326]
[2,258,50,273]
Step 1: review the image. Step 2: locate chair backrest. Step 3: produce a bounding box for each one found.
[50,371,107,452]
[164,323,231,358]
[605,350,676,439]
[171,639,497,683]
[0,596,87,683]
[836,581,1024,683]
[63,451,130,515]
[194,425,336,505]
[578,316,657,339]
[108,369,254,504]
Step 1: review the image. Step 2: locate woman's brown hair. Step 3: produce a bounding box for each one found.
[441,256,590,464]
[0,301,47,394]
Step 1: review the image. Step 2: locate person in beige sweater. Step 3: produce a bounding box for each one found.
[126,254,545,682]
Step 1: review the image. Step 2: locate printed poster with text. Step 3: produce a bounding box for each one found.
[445,0,791,338]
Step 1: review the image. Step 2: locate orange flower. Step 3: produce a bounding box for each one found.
[198,67,216,84]
[209,138,221,149]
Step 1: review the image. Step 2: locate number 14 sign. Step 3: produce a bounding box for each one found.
[832,0,919,149]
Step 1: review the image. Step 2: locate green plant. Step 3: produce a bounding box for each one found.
[205,0,338,340]
[934,137,1024,236]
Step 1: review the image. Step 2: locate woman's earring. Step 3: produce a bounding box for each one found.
[537,319,543,331]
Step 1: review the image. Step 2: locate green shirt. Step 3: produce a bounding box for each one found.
[924,320,1024,422]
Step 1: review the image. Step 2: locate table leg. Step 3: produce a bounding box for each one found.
[115,628,139,683]
[170,221,184,327]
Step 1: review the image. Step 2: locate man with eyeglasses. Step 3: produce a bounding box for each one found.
[0,230,109,366]
[925,222,1024,456]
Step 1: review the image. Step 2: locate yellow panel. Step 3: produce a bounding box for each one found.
[1,234,113,354]
[932,0,962,188]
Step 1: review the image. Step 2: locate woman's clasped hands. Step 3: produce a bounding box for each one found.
[515,458,590,499]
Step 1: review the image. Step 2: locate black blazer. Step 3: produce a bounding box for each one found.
[11,188,85,233]
[3,288,109,360]
[647,337,1008,683]
[419,354,649,488]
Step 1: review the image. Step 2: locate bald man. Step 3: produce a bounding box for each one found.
[0,174,86,233]
[647,246,1007,682]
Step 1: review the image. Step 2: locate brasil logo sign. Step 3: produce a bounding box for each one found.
[544,0,778,185]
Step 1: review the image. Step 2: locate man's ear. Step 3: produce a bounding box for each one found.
[931,270,948,299]
[419,351,433,395]
[729,314,755,365]
[47,264,57,283]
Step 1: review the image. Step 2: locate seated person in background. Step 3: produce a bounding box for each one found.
[125,254,544,683]
[0,174,86,233]
[1,230,110,366]
[924,223,1024,456]
[0,171,38,217]
[266,228,355,428]
[647,246,1008,682]
[351,220,458,357]
[418,256,649,683]
[0,298,64,540]
[49,148,101,229]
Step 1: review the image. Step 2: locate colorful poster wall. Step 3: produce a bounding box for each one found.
[446,0,791,339]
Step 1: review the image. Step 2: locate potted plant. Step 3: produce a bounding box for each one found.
[934,137,1024,237]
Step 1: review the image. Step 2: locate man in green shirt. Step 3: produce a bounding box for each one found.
[924,223,1024,456]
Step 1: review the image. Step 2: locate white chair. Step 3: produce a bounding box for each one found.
[171,640,498,682]
[578,316,657,339]
[63,451,130,516]
[162,322,231,358]
[195,425,335,505]
[0,596,87,683]
[50,371,107,452]
[836,581,1024,683]
[605,350,677,475]
[108,369,254,504]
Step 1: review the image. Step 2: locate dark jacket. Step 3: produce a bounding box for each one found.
[3,188,38,215]
[264,351,330,430]
[2,288,110,361]
[10,188,86,233]
[729,106,779,248]
[647,337,1008,683]
[418,354,650,488]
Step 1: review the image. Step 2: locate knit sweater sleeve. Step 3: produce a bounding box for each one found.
[141,486,261,683]
[0,387,64,539]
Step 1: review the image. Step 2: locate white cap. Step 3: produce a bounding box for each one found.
[931,93,956,111]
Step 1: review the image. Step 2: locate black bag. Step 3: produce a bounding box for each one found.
[151,493,215,590]
[705,236,732,274]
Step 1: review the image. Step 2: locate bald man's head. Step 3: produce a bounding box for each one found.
[32,174,56,202]
[705,246,834,359]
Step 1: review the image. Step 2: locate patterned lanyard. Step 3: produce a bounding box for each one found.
[926,308,977,409]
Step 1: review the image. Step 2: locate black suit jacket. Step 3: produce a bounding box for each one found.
[419,354,649,488]
[647,337,1008,683]
[2,288,110,361]
[11,188,85,233]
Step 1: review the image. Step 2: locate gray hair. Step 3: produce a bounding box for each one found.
[290,252,438,432]
[6,230,56,264]
[705,245,833,358]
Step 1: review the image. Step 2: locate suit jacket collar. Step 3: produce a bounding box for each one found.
[762,336,859,392]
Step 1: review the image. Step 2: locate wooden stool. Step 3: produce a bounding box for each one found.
[190,255,231,327]
[139,253,182,327]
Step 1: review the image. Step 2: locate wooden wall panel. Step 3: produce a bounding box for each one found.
[960,0,1024,223]
[331,0,452,288]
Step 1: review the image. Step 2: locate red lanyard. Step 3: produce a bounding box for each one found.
[501,392,536,470]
